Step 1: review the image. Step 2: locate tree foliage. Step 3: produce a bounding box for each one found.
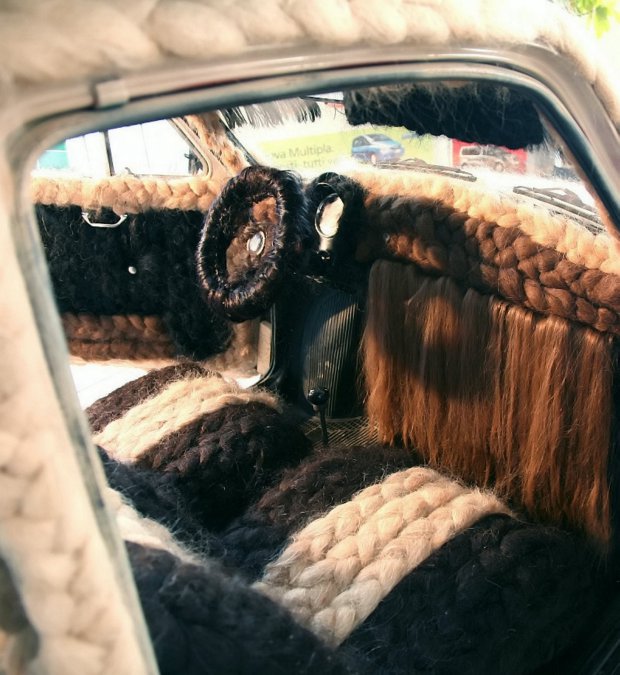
[566,0,620,36]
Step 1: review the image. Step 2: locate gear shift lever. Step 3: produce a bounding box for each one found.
[307,387,330,447]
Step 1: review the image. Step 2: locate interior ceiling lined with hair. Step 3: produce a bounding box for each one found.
[0,0,618,132]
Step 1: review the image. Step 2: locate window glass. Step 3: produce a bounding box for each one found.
[231,95,596,213]
[233,100,438,177]
[35,120,202,178]
[107,121,199,176]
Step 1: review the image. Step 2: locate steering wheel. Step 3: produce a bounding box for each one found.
[197,165,310,322]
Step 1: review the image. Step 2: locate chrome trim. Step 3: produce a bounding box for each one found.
[82,211,128,228]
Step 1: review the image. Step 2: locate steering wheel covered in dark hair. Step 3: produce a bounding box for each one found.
[197,165,311,322]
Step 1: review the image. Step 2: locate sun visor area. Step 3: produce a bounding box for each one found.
[343,83,545,149]
[221,99,322,129]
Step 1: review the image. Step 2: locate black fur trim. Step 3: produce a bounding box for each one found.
[98,447,222,557]
[87,363,207,433]
[197,166,311,322]
[220,444,420,579]
[135,401,313,531]
[220,100,321,129]
[36,205,231,358]
[343,84,544,149]
[343,514,603,675]
[305,173,368,289]
[128,542,356,675]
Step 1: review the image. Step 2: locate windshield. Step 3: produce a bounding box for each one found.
[230,94,599,225]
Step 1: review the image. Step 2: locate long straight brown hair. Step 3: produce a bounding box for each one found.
[363,260,613,546]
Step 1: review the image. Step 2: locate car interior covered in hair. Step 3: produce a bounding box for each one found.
[2,1,620,674]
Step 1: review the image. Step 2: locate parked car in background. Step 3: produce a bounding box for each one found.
[351,133,404,164]
[459,143,521,172]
